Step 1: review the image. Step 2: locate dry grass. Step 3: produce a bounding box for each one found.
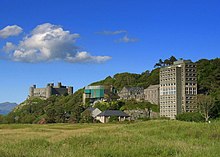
[0,120,220,157]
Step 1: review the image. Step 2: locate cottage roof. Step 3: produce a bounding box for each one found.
[97,110,130,117]
[86,107,96,112]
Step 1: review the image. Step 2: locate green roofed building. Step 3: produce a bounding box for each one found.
[83,85,105,104]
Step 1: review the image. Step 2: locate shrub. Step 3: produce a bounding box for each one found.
[176,112,204,122]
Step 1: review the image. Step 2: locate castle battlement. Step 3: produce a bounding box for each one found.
[29,82,73,99]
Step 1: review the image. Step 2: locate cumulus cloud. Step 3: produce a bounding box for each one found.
[3,42,17,53]
[115,35,138,43]
[96,30,127,35]
[66,51,112,63]
[2,23,111,63]
[0,25,23,38]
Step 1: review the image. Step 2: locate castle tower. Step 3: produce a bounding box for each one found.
[46,85,53,98]
[29,85,36,97]
[68,86,73,95]
[58,82,62,88]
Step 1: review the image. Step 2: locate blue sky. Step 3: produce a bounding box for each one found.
[0,0,219,103]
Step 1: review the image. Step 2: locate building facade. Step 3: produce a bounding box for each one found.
[118,87,144,101]
[29,82,73,99]
[160,60,197,119]
[83,85,118,104]
[144,85,160,105]
[96,110,130,123]
[83,85,105,104]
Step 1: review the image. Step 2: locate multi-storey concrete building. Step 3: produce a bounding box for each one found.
[160,60,197,119]
[29,82,73,99]
[144,85,160,105]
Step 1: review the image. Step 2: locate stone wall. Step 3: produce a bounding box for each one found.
[124,109,159,120]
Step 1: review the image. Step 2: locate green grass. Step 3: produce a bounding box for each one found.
[0,120,220,157]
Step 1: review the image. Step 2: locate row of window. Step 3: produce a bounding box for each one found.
[160,73,176,77]
[185,69,196,72]
[160,83,176,86]
[185,88,197,95]
[160,95,176,99]
[160,91,176,95]
[160,78,176,81]
[186,96,195,99]
[185,64,196,68]
[185,83,196,86]
[160,105,176,108]
[160,101,176,104]
[185,77,197,81]
[145,95,157,98]
[160,69,176,73]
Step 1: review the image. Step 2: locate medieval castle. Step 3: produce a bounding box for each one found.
[29,82,73,99]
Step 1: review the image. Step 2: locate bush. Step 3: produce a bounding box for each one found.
[80,110,94,123]
[176,112,204,122]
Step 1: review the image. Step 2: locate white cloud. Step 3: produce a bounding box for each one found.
[3,42,17,53]
[96,30,127,35]
[115,35,138,43]
[66,51,112,63]
[0,25,23,38]
[2,23,111,63]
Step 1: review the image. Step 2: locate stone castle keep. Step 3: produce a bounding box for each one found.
[29,82,73,98]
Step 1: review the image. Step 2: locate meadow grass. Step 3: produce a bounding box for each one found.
[0,120,220,157]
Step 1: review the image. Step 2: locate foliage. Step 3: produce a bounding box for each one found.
[120,99,159,112]
[91,69,159,91]
[176,112,204,122]
[5,89,85,124]
[196,58,220,94]
[154,56,177,68]
[80,110,94,123]
[197,94,216,122]
[93,101,125,111]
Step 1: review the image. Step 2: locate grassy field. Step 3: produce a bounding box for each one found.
[0,120,220,157]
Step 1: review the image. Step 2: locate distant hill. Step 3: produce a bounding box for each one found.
[0,102,18,115]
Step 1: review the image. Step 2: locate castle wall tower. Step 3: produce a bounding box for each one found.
[46,85,53,98]
[58,82,62,88]
[29,85,36,97]
[68,86,73,95]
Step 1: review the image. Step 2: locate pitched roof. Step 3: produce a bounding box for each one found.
[86,107,96,112]
[97,110,130,117]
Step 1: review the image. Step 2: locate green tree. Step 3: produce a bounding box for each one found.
[197,94,215,122]
[176,112,204,122]
[80,110,94,123]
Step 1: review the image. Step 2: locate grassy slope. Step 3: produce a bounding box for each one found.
[0,120,220,157]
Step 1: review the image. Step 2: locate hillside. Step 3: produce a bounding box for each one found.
[0,102,17,115]
[0,120,219,157]
[91,68,159,90]
[3,57,220,124]
[90,57,220,96]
